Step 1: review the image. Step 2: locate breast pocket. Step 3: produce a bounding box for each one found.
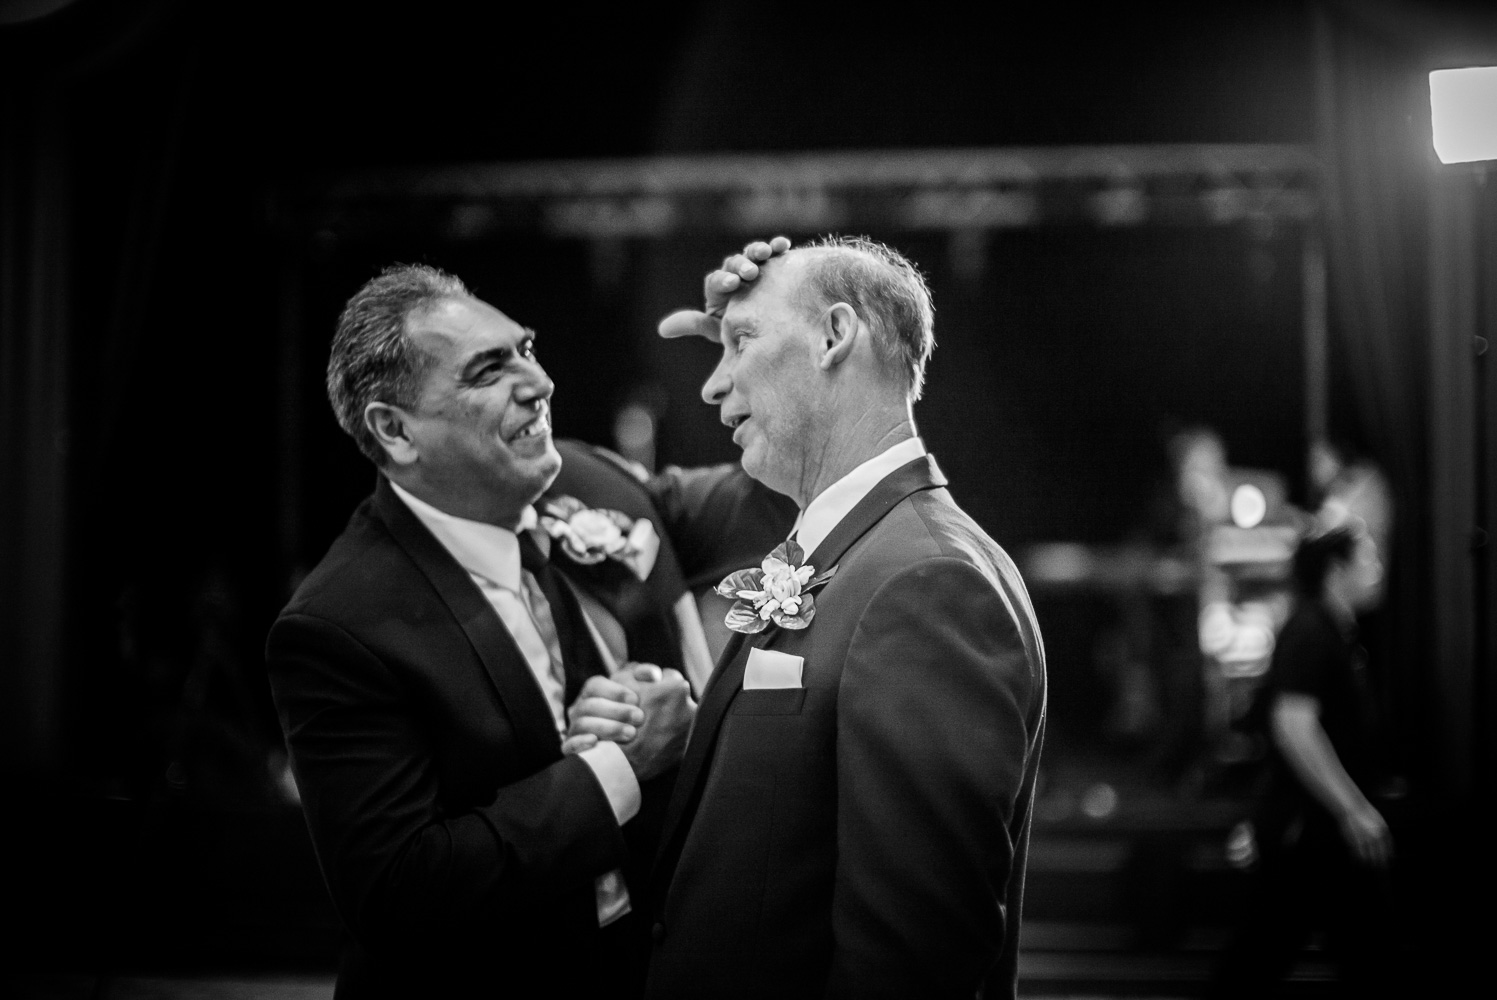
[729,688,808,716]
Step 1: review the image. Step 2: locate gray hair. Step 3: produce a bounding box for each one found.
[326,263,468,465]
[796,235,936,400]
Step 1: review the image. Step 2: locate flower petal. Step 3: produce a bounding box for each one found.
[725,602,769,633]
[545,495,586,519]
[772,605,815,629]
[715,568,763,599]
[563,540,606,565]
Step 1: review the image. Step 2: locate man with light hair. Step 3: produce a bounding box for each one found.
[570,235,1049,998]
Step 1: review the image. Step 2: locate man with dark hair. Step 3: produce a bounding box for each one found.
[326,263,467,465]
[1213,521,1401,997]
[267,263,746,997]
[1274,525,1392,869]
[574,236,1048,998]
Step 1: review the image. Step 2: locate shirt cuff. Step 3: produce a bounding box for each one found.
[578,740,642,825]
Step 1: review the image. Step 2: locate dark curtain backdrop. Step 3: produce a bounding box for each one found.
[0,85,71,776]
[1313,3,1433,791]
[1316,0,1497,808]
[0,0,197,783]
[1315,1,1497,986]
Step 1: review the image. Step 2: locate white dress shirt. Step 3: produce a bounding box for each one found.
[791,436,928,556]
[389,480,637,926]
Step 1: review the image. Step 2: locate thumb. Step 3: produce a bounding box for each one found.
[630,662,664,683]
[658,309,722,343]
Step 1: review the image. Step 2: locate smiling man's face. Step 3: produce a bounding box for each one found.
[400,294,560,525]
[702,253,823,502]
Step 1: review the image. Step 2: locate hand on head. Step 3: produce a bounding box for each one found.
[562,662,697,779]
[658,236,792,344]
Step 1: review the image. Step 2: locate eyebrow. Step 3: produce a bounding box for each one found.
[458,328,537,380]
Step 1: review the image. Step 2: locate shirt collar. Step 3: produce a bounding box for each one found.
[791,436,927,558]
[388,479,537,593]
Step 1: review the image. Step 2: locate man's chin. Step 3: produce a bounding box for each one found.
[507,440,562,500]
[739,448,794,499]
[738,444,762,480]
[532,441,563,489]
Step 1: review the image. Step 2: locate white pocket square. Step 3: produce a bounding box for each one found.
[743,647,804,690]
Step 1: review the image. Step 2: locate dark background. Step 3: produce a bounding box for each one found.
[3,0,1495,993]
[4,0,1328,773]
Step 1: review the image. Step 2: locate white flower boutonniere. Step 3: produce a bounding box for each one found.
[540,496,659,581]
[716,539,837,635]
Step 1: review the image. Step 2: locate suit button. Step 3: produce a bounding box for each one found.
[651,921,665,943]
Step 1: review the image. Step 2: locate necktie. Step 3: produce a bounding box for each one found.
[518,532,606,705]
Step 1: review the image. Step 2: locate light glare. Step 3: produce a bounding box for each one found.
[1430,67,1497,165]
[1230,483,1268,529]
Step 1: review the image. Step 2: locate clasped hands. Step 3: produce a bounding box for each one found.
[563,663,696,781]
[559,235,791,779]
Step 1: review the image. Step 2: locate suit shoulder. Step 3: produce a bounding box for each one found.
[850,490,1043,661]
[278,500,419,625]
[575,440,651,482]
[846,489,998,570]
[906,490,1029,583]
[550,439,658,513]
[555,438,642,478]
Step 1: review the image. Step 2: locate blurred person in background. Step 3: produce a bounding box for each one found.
[1156,425,1232,788]
[1310,437,1393,559]
[573,235,1048,999]
[1212,522,1402,998]
[266,263,781,998]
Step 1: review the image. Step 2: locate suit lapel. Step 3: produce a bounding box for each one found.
[372,476,562,773]
[652,629,753,874]
[653,454,948,880]
[802,453,947,573]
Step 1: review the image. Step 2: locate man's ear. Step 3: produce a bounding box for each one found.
[365,401,420,466]
[818,302,860,371]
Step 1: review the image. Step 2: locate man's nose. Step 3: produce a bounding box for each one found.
[517,359,555,404]
[701,355,730,406]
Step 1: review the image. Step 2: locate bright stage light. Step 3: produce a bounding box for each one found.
[1430,67,1497,165]
[1230,483,1267,529]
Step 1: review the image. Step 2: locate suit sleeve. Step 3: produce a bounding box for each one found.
[827,558,1042,998]
[266,612,627,952]
[647,463,798,589]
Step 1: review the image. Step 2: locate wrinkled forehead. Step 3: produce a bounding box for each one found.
[721,252,811,325]
[406,294,525,361]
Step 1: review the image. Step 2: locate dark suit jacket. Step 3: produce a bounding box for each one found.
[644,455,1048,1000]
[548,440,692,677]
[266,441,694,998]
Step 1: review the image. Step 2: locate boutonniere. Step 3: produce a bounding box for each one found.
[539,496,659,581]
[716,539,837,634]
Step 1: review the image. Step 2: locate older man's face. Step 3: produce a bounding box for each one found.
[401,295,560,523]
[701,255,822,500]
